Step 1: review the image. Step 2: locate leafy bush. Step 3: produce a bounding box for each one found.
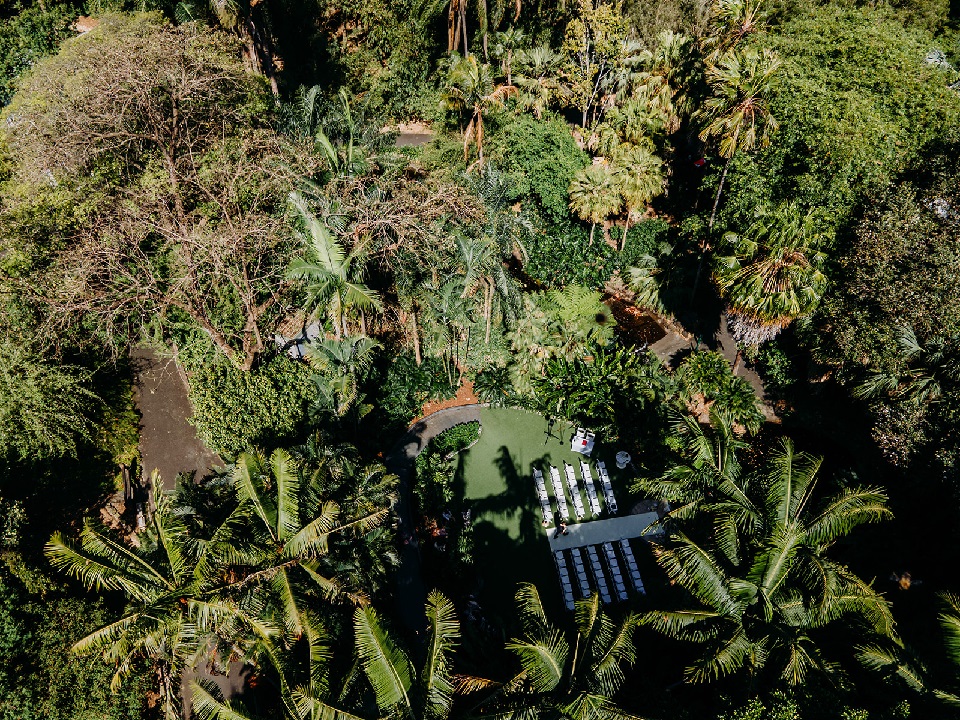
[374,353,456,429]
[0,573,152,720]
[616,218,670,269]
[488,114,589,224]
[185,352,317,458]
[525,221,618,288]
[0,3,77,108]
[431,420,480,456]
[676,351,764,433]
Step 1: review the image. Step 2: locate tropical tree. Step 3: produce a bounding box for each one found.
[192,610,364,720]
[354,590,477,719]
[611,144,665,248]
[634,409,752,538]
[643,438,894,685]
[305,335,382,419]
[226,448,394,617]
[0,338,98,459]
[699,46,781,233]
[714,205,827,349]
[470,583,643,719]
[514,45,565,118]
[45,473,237,719]
[853,327,960,409]
[858,592,960,707]
[569,163,622,246]
[442,54,517,166]
[492,26,526,84]
[287,192,383,340]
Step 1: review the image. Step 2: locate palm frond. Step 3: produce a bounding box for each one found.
[353,606,414,712]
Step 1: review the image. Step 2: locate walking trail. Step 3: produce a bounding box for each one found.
[648,312,777,421]
[132,347,222,491]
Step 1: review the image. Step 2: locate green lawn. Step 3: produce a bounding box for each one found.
[454,407,633,620]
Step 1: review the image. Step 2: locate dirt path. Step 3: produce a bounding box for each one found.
[132,347,222,490]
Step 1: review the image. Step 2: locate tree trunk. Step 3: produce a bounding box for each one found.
[588,222,596,246]
[731,347,743,374]
[448,0,457,53]
[708,154,734,233]
[411,310,422,365]
[484,281,493,344]
[621,211,632,252]
[691,154,735,304]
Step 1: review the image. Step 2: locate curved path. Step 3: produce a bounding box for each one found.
[386,405,483,637]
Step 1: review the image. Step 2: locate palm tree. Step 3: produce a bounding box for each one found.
[644,438,894,685]
[514,45,565,119]
[612,144,666,249]
[699,46,781,233]
[569,163,622,246]
[470,584,643,719]
[701,0,768,62]
[354,590,479,719]
[192,611,365,720]
[858,592,960,707]
[226,449,394,617]
[854,327,960,408]
[305,335,381,418]
[633,409,754,553]
[493,26,527,84]
[287,192,383,340]
[442,54,517,167]
[45,473,235,719]
[714,205,827,350]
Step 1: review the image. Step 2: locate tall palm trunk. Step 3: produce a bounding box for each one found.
[692,152,736,304]
[588,222,596,246]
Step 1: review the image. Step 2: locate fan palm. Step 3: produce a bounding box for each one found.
[287,192,382,340]
[569,163,623,246]
[45,473,239,719]
[514,45,565,118]
[854,327,960,408]
[644,438,894,685]
[714,205,827,349]
[612,144,666,249]
[471,583,643,719]
[442,54,517,166]
[698,45,780,233]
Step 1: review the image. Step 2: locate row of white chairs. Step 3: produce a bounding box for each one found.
[620,538,646,594]
[554,550,576,611]
[563,463,586,520]
[579,460,603,516]
[552,539,647,608]
[532,468,553,525]
[548,466,569,520]
[597,461,618,514]
[603,542,630,601]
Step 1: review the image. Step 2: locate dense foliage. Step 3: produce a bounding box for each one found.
[1,0,959,717]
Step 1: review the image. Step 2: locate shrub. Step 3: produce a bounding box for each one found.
[487,114,589,224]
[615,218,670,269]
[375,353,456,429]
[431,420,480,456]
[185,352,317,458]
[525,221,618,288]
[676,351,764,433]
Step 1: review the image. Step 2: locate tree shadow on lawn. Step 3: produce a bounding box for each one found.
[466,446,566,625]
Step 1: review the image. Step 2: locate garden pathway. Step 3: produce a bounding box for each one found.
[545,511,661,551]
[386,405,483,637]
[132,346,222,491]
[648,313,777,422]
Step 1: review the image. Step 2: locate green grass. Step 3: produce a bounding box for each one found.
[454,407,633,621]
